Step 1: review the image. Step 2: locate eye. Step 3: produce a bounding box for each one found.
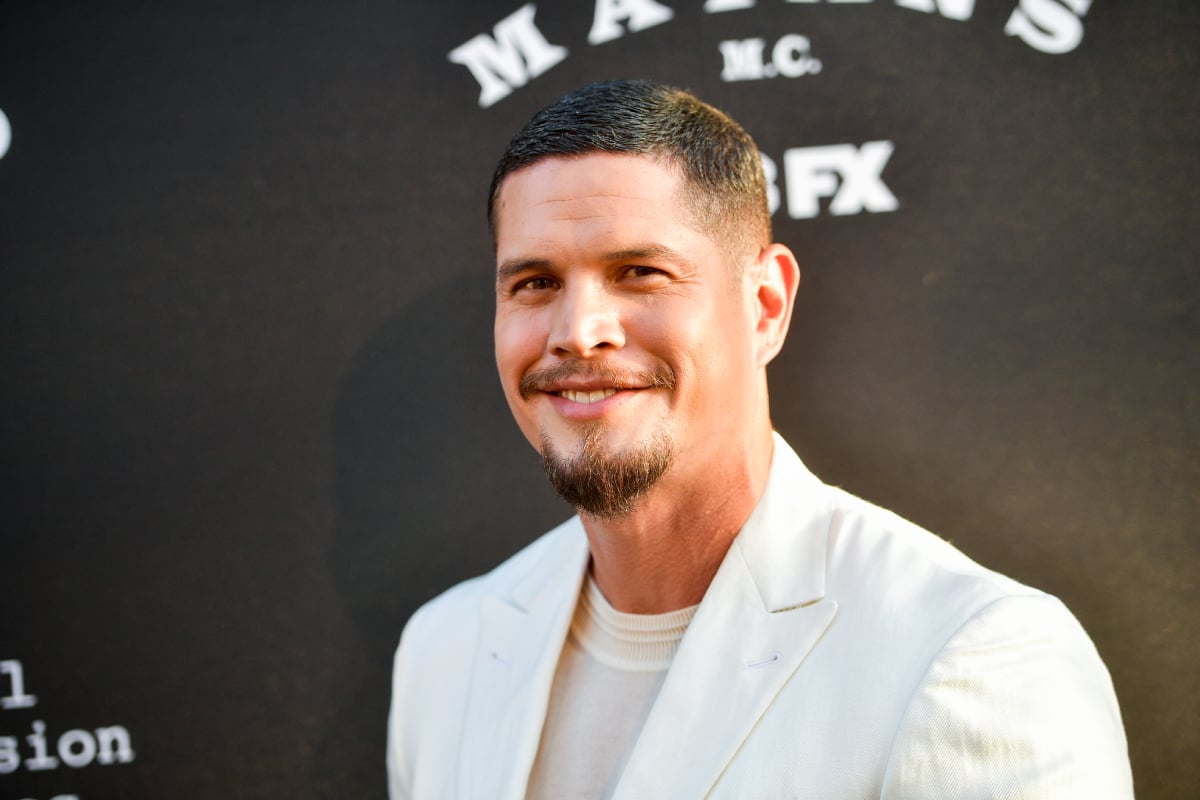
[625,265,666,279]
[514,275,557,293]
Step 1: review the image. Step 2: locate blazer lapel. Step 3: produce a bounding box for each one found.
[456,520,590,800]
[614,435,838,799]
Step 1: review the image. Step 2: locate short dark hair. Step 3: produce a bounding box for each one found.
[488,79,771,262]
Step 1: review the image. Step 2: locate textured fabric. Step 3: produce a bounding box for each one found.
[387,434,1133,799]
[573,574,698,670]
[525,576,695,799]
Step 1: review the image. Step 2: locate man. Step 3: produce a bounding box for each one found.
[387,80,1132,798]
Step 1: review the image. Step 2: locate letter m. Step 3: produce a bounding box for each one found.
[718,38,766,82]
[448,4,568,108]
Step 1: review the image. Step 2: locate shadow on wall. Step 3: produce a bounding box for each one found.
[312,271,565,799]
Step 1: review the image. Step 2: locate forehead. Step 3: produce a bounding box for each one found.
[493,153,705,258]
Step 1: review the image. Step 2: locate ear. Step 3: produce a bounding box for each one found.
[750,243,800,367]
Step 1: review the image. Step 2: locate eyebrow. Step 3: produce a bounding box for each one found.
[496,258,553,285]
[496,244,695,284]
[602,244,696,269]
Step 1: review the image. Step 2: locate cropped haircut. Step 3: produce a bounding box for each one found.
[487,79,771,265]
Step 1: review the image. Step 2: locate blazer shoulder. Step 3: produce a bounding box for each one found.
[824,485,1037,601]
[388,515,587,796]
[816,484,1057,664]
[399,514,585,650]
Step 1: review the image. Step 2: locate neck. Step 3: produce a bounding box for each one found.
[581,427,775,614]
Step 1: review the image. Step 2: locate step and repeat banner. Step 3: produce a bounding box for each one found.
[1,1,1196,798]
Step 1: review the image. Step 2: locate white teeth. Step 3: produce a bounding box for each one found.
[559,388,619,404]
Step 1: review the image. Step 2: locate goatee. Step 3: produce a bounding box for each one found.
[540,425,674,519]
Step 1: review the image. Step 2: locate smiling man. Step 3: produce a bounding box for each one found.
[386,80,1132,799]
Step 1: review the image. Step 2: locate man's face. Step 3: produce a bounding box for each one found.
[493,153,762,516]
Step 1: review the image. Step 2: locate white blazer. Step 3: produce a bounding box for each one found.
[388,435,1132,799]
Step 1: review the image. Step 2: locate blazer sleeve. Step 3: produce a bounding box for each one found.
[387,608,424,800]
[880,593,1133,799]
[385,575,487,800]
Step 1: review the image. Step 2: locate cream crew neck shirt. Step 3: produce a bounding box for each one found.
[525,573,699,799]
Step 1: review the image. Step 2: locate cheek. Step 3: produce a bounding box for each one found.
[632,308,713,388]
[653,303,754,399]
[494,315,545,445]
[494,312,554,444]
[494,311,545,377]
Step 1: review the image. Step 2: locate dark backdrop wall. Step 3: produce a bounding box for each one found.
[1,1,1196,798]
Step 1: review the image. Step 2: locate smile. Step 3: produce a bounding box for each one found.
[556,388,619,404]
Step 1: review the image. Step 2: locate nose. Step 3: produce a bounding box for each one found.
[548,280,625,357]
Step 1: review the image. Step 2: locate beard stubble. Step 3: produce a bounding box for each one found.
[540,423,674,519]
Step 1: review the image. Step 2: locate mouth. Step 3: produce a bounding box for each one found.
[554,388,621,405]
[519,362,676,402]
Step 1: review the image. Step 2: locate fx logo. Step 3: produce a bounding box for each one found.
[764,141,899,219]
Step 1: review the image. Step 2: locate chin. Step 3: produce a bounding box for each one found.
[537,424,676,519]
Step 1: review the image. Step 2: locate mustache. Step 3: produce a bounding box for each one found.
[519,361,677,400]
